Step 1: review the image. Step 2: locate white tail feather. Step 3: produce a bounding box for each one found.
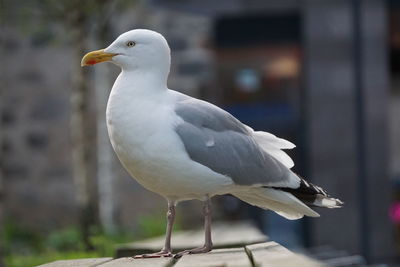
[313,195,343,208]
[252,131,295,169]
[233,187,320,220]
[253,131,296,149]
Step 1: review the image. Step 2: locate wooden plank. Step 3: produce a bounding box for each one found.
[246,242,327,267]
[39,243,329,267]
[174,247,250,267]
[97,257,173,267]
[116,221,267,257]
[37,257,113,267]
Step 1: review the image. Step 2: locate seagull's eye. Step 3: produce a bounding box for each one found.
[126,41,136,47]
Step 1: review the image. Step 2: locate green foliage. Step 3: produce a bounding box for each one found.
[1,212,176,267]
[2,219,44,255]
[89,228,134,256]
[3,224,133,267]
[46,228,85,252]
[136,212,181,239]
[136,213,168,239]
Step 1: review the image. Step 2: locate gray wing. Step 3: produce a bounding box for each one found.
[174,98,295,187]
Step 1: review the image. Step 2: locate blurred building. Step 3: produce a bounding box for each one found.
[0,0,397,263]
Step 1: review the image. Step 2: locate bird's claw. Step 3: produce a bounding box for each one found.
[173,246,212,259]
[133,251,173,259]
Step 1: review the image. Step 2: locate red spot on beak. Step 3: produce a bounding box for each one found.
[87,60,97,65]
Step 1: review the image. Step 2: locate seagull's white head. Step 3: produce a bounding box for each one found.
[81,29,171,75]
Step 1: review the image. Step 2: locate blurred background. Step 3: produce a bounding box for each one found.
[0,0,399,266]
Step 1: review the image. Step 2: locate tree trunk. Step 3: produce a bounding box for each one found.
[0,48,5,267]
[95,59,116,234]
[69,8,96,250]
[0,132,4,267]
[93,7,117,234]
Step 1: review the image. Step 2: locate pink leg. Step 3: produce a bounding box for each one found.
[174,197,213,259]
[133,201,175,259]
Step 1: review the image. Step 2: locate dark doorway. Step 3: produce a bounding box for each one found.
[213,12,307,248]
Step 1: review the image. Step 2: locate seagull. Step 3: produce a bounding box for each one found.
[81,29,343,258]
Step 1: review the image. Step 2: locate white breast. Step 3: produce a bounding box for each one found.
[106,85,233,202]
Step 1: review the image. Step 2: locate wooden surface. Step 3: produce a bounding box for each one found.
[246,242,325,267]
[38,241,327,267]
[116,221,267,257]
[174,247,250,267]
[99,257,172,267]
[39,222,326,267]
[37,257,113,267]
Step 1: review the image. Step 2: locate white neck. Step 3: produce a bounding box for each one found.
[106,68,169,130]
[112,68,169,97]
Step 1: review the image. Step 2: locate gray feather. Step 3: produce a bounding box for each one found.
[174,98,296,187]
[175,99,248,134]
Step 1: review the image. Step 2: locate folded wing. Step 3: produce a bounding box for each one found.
[174,97,299,189]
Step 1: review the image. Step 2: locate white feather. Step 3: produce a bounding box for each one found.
[313,195,343,208]
[232,187,320,220]
[253,131,296,149]
[252,131,296,169]
[107,75,235,202]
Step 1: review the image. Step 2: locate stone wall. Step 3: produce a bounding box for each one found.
[1,27,77,229]
[0,5,214,232]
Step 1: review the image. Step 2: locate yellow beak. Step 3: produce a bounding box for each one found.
[81,49,118,67]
